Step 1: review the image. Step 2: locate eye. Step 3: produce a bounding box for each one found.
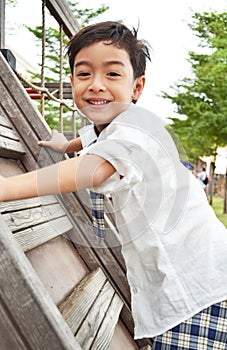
[76,71,90,77]
[107,71,121,77]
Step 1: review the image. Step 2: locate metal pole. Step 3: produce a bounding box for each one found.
[0,0,6,48]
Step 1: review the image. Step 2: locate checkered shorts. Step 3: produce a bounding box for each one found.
[152,300,227,349]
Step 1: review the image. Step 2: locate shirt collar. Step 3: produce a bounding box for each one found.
[78,124,98,148]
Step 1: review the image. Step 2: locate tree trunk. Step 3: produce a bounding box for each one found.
[224,169,227,214]
[208,162,215,206]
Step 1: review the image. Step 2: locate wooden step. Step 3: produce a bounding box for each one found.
[0,115,26,159]
[59,268,123,350]
[0,195,73,252]
[0,214,82,350]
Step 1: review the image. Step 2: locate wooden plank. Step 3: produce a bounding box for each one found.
[27,236,89,305]
[2,203,66,232]
[75,280,115,349]
[0,215,82,350]
[14,216,73,252]
[108,321,139,350]
[0,135,26,158]
[0,57,53,171]
[0,157,25,176]
[59,267,123,350]
[0,124,20,140]
[46,0,80,37]
[0,114,12,128]
[59,268,107,334]
[67,224,131,303]
[0,300,28,350]
[91,293,123,350]
[0,195,57,213]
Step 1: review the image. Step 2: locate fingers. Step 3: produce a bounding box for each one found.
[38,130,69,153]
[38,130,59,147]
[38,140,50,147]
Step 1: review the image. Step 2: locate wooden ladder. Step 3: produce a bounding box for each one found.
[0,51,153,349]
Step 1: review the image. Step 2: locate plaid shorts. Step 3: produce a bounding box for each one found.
[152,300,227,349]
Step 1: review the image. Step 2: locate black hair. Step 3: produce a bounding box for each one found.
[67,21,151,80]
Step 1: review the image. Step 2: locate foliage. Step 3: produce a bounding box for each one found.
[26,1,109,130]
[6,0,17,5]
[162,12,227,161]
[211,196,227,227]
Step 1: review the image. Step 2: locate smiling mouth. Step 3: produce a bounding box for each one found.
[87,99,110,106]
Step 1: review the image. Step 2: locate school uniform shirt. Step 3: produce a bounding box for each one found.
[78,105,227,339]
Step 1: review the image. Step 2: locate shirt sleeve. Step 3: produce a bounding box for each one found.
[85,137,144,194]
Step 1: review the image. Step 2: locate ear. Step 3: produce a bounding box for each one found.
[132,76,146,102]
[70,74,74,87]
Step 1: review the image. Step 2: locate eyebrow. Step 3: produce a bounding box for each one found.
[75,60,125,68]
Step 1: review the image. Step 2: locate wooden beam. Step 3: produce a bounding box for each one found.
[0,214,82,350]
[46,0,80,38]
[0,0,5,48]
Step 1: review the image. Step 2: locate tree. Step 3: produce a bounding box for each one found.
[162,12,227,162]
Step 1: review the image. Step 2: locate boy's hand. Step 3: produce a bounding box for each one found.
[38,130,70,153]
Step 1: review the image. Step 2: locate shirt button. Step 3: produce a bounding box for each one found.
[132,287,138,294]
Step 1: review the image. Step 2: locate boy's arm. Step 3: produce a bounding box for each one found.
[65,137,83,153]
[0,155,115,202]
[38,130,82,154]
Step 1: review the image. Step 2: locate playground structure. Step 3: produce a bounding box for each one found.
[0,1,153,349]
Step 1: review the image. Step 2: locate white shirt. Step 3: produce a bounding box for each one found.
[78,105,227,339]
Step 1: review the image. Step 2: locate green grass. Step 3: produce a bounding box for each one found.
[211,196,227,228]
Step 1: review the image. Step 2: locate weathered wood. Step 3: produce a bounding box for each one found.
[0,157,25,176]
[59,268,107,334]
[0,215,82,350]
[108,321,140,350]
[0,113,13,127]
[0,195,57,213]
[67,226,131,304]
[27,236,89,306]
[46,0,80,37]
[59,268,123,350]
[0,301,28,350]
[91,293,124,350]
[14,216,73,252]
[0,135,26,158]
[0,78,50,171]
[75,280,115,349]
[0,123,20,140]
[2,203,66,232]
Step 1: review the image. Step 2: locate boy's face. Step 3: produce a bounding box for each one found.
[70,41,145,130]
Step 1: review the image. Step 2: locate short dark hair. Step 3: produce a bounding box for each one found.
[67,21,151,80]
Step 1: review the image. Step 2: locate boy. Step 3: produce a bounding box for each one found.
[1,22,227,348]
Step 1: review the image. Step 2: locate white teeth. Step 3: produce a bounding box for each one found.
[89,100,107,105]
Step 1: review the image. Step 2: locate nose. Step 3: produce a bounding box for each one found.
[88,74,106,92]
